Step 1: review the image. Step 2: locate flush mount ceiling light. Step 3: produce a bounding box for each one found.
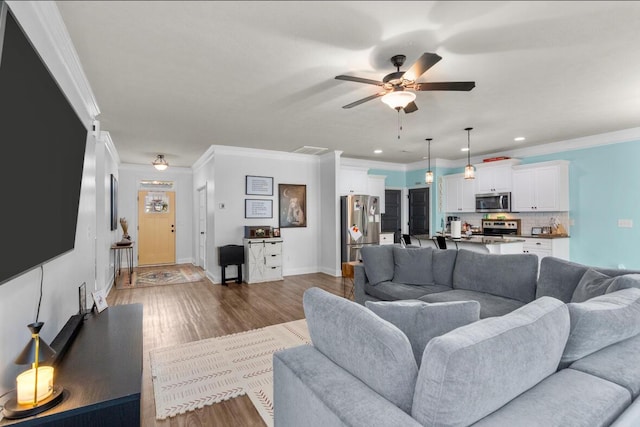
[374,149,383,154]
[381,90,416,111]
[425,138,434,184]
[152,154,168,171]
[464,127,475,180]
[514,136,526,142]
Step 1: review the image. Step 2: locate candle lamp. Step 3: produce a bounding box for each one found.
[2,322,64,419]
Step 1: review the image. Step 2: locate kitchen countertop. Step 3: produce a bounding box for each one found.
[516,234,570,239]
[433,234,525,245]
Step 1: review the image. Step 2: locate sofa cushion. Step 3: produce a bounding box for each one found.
[561,288,640,366]
[360,245,394,285]
[431,249,457,287]
[570,334,640,398]
[571,268,617,302]
[365,300,480,366]
[471,368,631,427]
[303,287,418,414]
[392,246,434,285]
[606,274,640,293]
[418,289,526,318]
[411,297,569,427]
[365,281,450,301]
[452,249,538,303]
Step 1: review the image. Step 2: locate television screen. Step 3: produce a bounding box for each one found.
[0,6,87,285]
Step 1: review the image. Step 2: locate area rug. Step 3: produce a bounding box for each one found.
[149,319,310,425]
[117,263,205,289]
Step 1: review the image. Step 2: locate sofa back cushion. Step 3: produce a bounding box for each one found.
[561,287,640,366]
[571,268,617,302]
[392,247,434,285]
[303,287,418,414]
[411,297,569,427]
[366,299,480,367]
[360,244,394,285]
[452,250,538,303]
[537,256,640,302]
[432,249,458,287]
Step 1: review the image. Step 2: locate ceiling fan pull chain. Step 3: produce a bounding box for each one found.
[397,110,402,139]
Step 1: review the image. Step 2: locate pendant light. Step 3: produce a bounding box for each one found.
[152,154,169,171]
[425,138,434,184]
[464,127,475,180]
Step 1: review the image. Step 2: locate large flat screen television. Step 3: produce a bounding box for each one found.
[0,3,88,285]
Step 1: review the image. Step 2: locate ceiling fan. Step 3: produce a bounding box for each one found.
[335,52,475,113]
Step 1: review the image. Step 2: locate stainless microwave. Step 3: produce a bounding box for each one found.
[475,192,511,213]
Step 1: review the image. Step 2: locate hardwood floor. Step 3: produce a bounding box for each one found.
[107,269,346,427]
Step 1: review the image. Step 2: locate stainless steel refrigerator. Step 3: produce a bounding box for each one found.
[341,195,381,262]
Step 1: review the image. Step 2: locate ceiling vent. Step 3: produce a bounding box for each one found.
[292,146,328,155]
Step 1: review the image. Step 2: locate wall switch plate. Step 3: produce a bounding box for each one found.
[219,203,225,209]
[618,219,633,228]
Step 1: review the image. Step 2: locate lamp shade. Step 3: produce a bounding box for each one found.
[425,170,434,184]
[152,154,169,171]
[15,323,56,365]
[381,91,416,110]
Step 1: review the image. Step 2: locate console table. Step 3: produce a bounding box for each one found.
[111,242,134,284]
[1,304,143,426]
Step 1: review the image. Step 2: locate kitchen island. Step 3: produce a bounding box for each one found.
[416,235,525,255]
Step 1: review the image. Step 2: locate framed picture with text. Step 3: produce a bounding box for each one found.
[246,175,273,196]
[245,199,273,219]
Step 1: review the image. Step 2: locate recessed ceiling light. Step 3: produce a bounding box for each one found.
[461,147,470,152]
[514,136,526,142]
[374,149,383,154]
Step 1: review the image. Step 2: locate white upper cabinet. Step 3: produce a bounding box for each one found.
[367,175,386,214]
[474,159,521,193]
[512,160,569,212]
[443,173,476,213]
[339,166,369,195]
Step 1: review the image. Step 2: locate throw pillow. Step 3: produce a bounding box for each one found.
[571,268,615,303]
[606,274,640,293]
[360,245,394,286]
[561,287,640,366]
[365,299,480,366]
[391,247,434,285]
[303,287,418,414]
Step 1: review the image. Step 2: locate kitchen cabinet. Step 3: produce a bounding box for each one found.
[474,159,521,193]
[443,173,475,213]
[520,237,570,270]
[512,161,569,212]
[339,166,369,195]
[367,174,386,214]
[244,238,283,283]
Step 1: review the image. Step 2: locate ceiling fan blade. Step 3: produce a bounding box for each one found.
[414,81,476,91]
[335,75,384,86]
[341,92,387,109]
[403,53,442,81]
[403,101,418,114]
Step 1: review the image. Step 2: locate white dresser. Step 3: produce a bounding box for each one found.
[244,238,284,283]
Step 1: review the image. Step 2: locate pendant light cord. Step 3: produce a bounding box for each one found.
[35,265,44,323]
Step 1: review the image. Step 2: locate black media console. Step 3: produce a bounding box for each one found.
[1,304,143,427]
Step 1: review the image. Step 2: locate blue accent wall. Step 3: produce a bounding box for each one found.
[366,138,640,269]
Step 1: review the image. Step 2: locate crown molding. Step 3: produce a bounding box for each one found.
[7,1,100,126]
[100,131,120,165]
[340,157,407,171]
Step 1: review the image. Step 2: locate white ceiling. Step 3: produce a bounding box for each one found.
[56,1,640,167]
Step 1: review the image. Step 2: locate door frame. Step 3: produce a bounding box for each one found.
[197,184,207,270]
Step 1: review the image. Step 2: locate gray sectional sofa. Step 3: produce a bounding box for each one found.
[274,286,640,427]
[354,245,640,318]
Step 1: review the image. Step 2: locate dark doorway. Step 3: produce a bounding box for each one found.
[408,187,430,236]
[382,189,402,242]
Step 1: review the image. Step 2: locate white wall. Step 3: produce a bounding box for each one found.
[318,151,341,276]
[0,2,101,392]
[193,146,321,283]
[117,164,195,266]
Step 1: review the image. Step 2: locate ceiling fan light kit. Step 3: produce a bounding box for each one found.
[381,90,416,110]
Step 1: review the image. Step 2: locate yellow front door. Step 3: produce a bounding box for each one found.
[138,190,176,265]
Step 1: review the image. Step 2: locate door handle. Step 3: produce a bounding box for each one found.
[200,232,205,235]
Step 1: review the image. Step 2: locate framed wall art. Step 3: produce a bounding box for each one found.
[245,199,273,219]
[246,175,274,196]
[279,184,306,228]
[110,174,118,230]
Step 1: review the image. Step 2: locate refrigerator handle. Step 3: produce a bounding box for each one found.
[362,200,368,236]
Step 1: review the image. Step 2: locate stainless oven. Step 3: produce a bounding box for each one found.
[482,219,521,236]
[475,192,511,213]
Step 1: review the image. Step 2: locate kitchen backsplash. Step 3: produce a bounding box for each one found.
[450,212,570,236]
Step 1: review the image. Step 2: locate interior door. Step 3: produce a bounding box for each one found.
[408,187,430,236]
[198,187,206,268]
[382,189,402,242]
[138,190,176,265]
